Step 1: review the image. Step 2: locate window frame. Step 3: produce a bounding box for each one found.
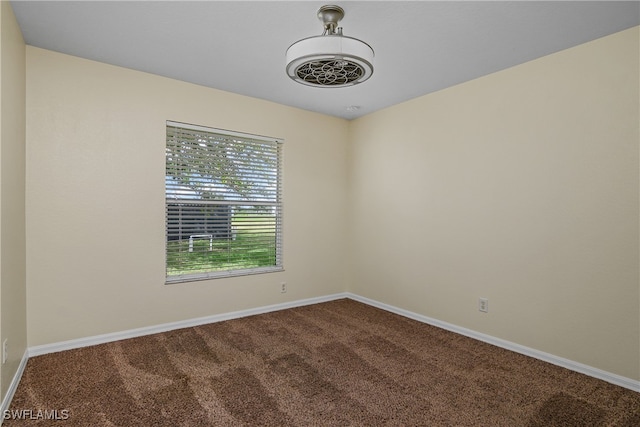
[165,120,284,284]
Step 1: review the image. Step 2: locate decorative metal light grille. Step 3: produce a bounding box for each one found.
[295,59,365,86]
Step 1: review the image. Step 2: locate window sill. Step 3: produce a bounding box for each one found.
[165,266,284,284]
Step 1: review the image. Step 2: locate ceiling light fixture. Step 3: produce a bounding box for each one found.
[286,5,374,88]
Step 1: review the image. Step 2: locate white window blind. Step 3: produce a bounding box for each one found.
[165,121,283,283]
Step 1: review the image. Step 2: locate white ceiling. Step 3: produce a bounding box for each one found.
[11,1,640,119]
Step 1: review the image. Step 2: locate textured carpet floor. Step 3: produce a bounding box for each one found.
[6,299,640,426]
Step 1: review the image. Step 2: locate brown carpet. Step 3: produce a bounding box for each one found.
[5,299,640,426]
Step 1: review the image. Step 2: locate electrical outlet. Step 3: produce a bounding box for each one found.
[280,282,287,293]
[2,339,7,364]
[478,298,489,313]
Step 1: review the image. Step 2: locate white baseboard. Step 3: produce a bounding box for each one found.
[28,292,349,357]
[346,293,640,393]
[0,349,29,425]
[24,290,639,394]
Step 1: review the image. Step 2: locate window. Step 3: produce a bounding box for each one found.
[165,121,283,283]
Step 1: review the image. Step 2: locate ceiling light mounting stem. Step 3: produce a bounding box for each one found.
[318,5,344,35]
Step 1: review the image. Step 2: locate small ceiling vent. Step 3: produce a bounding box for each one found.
[286,5,374,88]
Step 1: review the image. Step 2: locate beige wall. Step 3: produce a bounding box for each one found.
[0,0,27,400]
[26,47,349,346]
[24,26,640,382]
[348,27,639,380]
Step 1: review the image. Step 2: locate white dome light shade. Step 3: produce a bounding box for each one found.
[286,35,374,87]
